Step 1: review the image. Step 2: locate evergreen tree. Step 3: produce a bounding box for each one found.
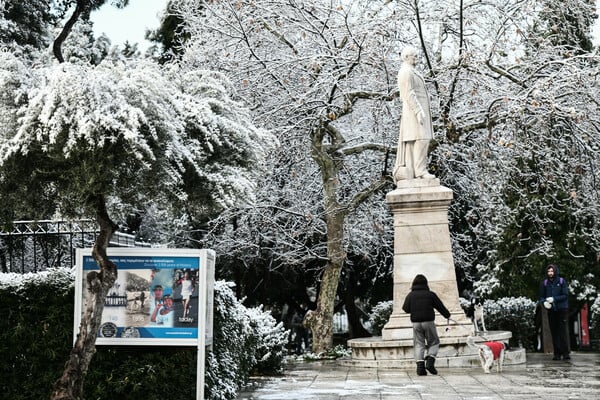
[529,0,597,55]
[146,0,192,64]
[51,0,129,63]
[0,0,55,52]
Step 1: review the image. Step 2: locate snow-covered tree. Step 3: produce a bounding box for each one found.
[421,0,600,301]
[54,18,112,65]
[0,0,55,53]
[50,0,129,63]
[529,0,597,54]
[172,0,419,352]
[174,0,600,349]
[146,0,190,64]
[0,48,274,398]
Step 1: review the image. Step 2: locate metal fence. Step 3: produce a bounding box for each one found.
[0,220,151,273]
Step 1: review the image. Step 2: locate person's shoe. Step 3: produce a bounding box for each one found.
[552,355,561,360]
[425,355,438,375]
[563,355,571,360]
[416,361,427,376]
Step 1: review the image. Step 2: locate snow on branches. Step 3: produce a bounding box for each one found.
[0,51,276,216]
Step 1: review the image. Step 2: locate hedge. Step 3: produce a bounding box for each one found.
[0,268,288,399]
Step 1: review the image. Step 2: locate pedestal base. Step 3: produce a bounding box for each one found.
[382,312,472,340]
[345,331,526,369]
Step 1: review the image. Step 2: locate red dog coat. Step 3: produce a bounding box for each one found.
[483,341,505,360]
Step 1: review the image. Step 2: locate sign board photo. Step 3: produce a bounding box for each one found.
[74,248,215,347]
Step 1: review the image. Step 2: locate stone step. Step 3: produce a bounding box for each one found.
[341,348,526,369]
[346,331,525,368]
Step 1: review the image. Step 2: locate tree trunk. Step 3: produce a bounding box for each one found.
[302,119,388,353]
[53,0,88,63]
[304,210,345,354]
[303,122,347,352]
[51,194,118,400]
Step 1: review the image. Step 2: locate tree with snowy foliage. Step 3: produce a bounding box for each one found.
[0,38,274,400]
[50,0,129,63]
[171,0,600,351]
[147,0,191,64]
[418,0,600,305]
[0,0,56,54]
[171,0,419,353]
[528,0,597,55]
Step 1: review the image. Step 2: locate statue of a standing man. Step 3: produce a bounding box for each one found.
[393,46,435,182]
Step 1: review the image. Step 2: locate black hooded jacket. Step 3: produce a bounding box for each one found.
[402,283,451,322]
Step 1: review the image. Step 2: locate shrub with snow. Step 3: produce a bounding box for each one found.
[205,281,288,400]
[368,300,393,336]
[246,304,288,373]
[0,270,288,400]
[481,297,537,349]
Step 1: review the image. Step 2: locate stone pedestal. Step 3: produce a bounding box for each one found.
[382,178,471,340]
[346,178,526,368]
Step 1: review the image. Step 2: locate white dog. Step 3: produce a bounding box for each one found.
[467,336,508,373]
[472,303,487,333]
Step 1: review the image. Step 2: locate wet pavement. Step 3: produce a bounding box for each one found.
[237,352,600,399]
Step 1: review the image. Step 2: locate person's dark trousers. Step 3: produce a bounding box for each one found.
[548,308,570,358]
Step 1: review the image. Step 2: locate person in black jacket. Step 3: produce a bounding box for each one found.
[402,274,451,375]
[539,263,570,360]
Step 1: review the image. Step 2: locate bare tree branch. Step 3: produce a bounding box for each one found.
[485,60,527,87]
[340,142,394,156]
[346,175,390,213]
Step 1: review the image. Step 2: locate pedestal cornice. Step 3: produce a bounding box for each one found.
[386,183,453,211]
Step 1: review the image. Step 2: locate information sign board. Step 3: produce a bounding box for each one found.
[74,248,215,398]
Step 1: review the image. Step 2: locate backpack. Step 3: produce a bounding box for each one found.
[544,277,564,286]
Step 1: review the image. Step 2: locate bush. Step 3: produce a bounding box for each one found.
[204,282,288,400]
[0,269,75,400]
[204,280,257,400]
[85,346,198,399]
[368,300,393,336]
[480,297,537,350]
[0,269,288,400]
[247,305,288,373]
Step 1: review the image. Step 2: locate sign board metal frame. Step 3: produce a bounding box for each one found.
[74,247,215,399]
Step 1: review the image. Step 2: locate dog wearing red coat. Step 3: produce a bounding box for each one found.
[467,336,508,373]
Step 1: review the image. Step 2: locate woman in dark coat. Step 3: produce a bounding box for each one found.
[402,274,451,375]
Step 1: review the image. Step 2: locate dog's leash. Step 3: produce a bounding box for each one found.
[445,318,460,332]
[445,318,489,339]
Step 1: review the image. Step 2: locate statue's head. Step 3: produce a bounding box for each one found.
[401,46,418,65]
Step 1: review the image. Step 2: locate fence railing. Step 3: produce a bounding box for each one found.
[0,219,151,273]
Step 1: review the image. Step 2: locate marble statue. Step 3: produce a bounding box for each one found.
[393,46,435,182]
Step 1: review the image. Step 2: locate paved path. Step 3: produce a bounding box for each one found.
[237,352,600,399]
